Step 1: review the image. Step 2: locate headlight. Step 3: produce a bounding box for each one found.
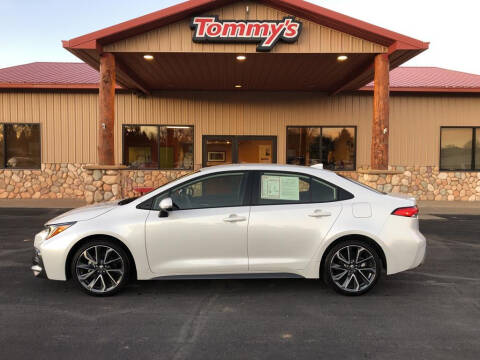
[45,222,76,239]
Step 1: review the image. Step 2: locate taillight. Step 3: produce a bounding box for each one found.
[392,206,419,217]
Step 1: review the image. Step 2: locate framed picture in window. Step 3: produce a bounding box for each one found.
[207,151,226,162]
[258,145,272,163]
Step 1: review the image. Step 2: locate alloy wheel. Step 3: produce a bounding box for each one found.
[329,245,377,293]
[75,245,124,294]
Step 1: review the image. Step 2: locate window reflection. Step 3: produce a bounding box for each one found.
[286,127,355,170]
[440,128,473,170]
[321,128,355,170]
[5,124,41,169]
[123,125,193,170]
[286,128,321,166]
[159,126,194,170]
[123,126,159,169]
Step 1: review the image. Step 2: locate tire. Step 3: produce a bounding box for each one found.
[322,240,382,296]
[70,239,131,296]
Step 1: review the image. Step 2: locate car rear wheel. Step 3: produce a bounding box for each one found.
[71,240,131,296]
[323,240,382,296]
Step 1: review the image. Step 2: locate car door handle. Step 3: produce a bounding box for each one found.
[308,210,331,218]
[223,214,247,223]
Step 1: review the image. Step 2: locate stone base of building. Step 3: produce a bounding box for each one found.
[340,166,480,201]
[0,164,479,203]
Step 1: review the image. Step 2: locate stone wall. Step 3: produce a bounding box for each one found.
[0,164,189,203]
[340,166,480,201]
[0,164,479,203]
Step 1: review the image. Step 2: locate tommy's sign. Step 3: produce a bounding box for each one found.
[190,16,302,52]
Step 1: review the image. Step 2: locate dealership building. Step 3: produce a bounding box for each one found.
[0,0,480,203]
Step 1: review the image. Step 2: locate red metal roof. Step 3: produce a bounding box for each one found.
[362,67,480,93]
[1,62,480,93]
[0,62,100,89]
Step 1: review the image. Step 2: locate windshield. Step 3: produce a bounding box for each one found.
[339,175,385,195]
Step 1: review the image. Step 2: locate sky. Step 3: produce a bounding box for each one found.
[0,0,479,74]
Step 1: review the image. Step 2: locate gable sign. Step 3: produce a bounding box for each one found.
[190,16,302,52]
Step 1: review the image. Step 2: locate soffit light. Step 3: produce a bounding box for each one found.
[235,84,243,88]
[337,55,348,62]
[236,55,247,61]
[143,54,154,61]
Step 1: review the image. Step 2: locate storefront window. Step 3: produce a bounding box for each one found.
[123,126,159,169]
[286,126,356,170]
[0,125,4,167]
[476,129,480,170]
[123,125,193,170]
[1,124,41,169]
[440,127,478,171]
[159,126,194,169]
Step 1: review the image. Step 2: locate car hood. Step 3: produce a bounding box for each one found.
[45,201,119,225]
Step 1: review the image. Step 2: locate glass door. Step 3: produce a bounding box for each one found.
[203,136,277,167]
[203,136,234,167]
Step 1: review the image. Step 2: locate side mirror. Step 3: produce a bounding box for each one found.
[158,197,173,217]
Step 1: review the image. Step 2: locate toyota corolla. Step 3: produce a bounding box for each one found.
[31,164,426,296]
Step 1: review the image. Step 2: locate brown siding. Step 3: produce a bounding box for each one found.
[1,90,480,167]
[115,91,373,167]
[104,1,387,54]
[390,94,480,166]
[0,90,98,164]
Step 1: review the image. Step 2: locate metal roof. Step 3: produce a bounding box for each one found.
[1,62,480,93]
[0,62,100,89]
[362,67,480,93]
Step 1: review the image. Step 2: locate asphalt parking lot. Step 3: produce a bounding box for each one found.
[0,208,479,360]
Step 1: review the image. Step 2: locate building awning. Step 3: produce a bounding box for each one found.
[61,0,429,94]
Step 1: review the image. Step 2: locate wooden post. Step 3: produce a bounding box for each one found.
[98,53,116,165]
[371,54,390,170]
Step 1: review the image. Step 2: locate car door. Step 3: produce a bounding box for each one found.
[145,171,251,276]
[247,171,343,272]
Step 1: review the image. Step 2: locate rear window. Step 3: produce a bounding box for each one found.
[339,175,385,195]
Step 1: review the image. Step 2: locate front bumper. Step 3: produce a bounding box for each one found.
[31,248,47,279]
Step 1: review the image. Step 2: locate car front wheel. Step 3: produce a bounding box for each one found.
[71,240,130,296]
[323,240,382,296]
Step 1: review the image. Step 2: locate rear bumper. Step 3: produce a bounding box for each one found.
[31,248,47,279]
[380,216,427,275]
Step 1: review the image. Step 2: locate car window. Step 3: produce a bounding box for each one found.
[254,172,353,205]
[153,172,247,210]
[257,172,310,205]
[339,175,384,195]
[311,177,337,203]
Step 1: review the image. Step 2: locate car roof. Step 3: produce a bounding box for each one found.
[198,163,331,175]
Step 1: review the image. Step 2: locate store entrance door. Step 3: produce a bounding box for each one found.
[203,135,277,167]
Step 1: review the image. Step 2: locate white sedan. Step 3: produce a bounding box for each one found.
[32,164,426,296]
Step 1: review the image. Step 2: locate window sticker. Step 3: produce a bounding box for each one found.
[261,175,300,201]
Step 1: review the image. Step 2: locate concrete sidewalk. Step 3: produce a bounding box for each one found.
[418,200,480,216]
[0,198,479,215]
[0,199,87,209]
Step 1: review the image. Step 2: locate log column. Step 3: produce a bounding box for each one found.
[371,54,390,170]
[98,53,116,165]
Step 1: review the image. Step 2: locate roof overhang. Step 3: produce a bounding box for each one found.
[62,0,429,94]
[359,86,480,93]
